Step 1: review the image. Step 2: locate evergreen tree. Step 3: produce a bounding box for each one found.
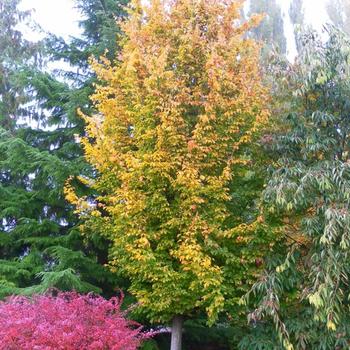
[289,0,304,27]
[248,0,287,55]
[0,0,127,297]
[0,0,38,129]
[289,0,304,54]
[327,0,350,35]
[244,26,350,349]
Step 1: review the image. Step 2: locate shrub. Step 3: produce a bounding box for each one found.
[0,291,151,350]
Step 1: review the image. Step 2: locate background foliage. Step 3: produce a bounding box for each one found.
[3,0,350,349]
[243,26,350,350]
[0,0,127,297]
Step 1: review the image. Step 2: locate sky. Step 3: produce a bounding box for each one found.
[304,0,329,30]
[19,0,82,41]
[280,0,329,60]
[20,0,330,39]
[19,0,331,61]
[18,0,83,129]
[15,0,331,127]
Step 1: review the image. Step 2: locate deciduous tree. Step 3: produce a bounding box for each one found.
[245,26,350,350]
[68,0,276,348]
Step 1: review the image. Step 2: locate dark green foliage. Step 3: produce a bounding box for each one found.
[0,0,127,297]
[243,26,350,349]
[140,339,160,350]
[249,0,287,54]
[0,0,41,130]
[47,0,127,67]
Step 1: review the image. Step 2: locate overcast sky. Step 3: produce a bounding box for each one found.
[20,0,330,37]
[304,0,329,29]
[19,0,82,40]
[19,0,330,61]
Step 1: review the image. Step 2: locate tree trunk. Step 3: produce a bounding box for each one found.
[170,315,183,350]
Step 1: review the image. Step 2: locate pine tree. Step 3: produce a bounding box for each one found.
[0,0,127,297]
[67,1,277,348]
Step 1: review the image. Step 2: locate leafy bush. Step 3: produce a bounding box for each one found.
[0,291,152,349]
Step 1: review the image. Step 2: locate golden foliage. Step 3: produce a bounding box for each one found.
[70,0,270,323]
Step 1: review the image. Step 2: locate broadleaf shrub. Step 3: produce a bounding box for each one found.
[0,291,151,350]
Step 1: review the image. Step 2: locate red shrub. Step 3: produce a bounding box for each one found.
[0,291,151,350]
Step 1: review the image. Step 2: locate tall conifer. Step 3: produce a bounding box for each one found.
[0,0,127,297]
[248,0,287,54]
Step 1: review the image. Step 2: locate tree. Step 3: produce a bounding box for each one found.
[0,0,127,297]
[47,0,128,66]
[289,0,304,54]
[0,0,39,129]
[248,0,287,55]
[327,0,350,35]
[0,291,151,349]
[245,26,350,349]
[67,0,276,348]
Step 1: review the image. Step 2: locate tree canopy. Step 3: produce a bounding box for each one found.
[67,0,278,335]
[245,26,350,350]
[4,1,350,349]
[0,0,127,297]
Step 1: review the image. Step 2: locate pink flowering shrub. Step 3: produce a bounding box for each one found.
[0,291,151,350]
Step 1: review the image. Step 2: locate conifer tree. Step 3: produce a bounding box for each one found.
[289,0,304,27]
[248,0,287,54]
[289,0,304,54]
[68,1,276,348]
[0,0,37,129]
[0,0,127,297]
[327,0,350,35]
